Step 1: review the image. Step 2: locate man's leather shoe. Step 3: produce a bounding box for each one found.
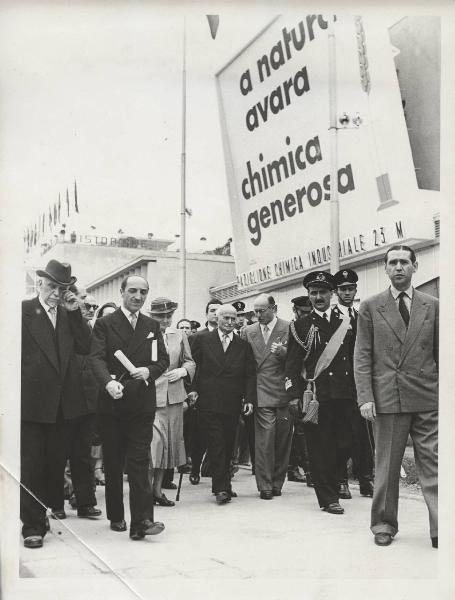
[110,520,127,532]
[287,468,306,483]
[24,535,43,549]
[162,481,178,490]
[374,532,392,546]
[339,482,352,499]
[50,509,67,520]
[272,488,282,496]
[189,472,200,485]
[215,491,230,505]
[77,506,102,518]
[359,481,374,497]
[260,490,273,500]
[130,529,146,541]
[431,536,438,548]
[228,490,237,498]
[153,493,175,507]
[323,502,344,514]
[141,519,165,535]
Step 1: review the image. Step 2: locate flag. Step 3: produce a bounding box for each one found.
[206,15,219,39]
[58,194,61,222]
[74,180,79,213]
[66,188,70,217]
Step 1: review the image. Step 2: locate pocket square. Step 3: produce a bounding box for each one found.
[147,332,155,339]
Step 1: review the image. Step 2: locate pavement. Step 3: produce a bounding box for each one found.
[14,466,446,600]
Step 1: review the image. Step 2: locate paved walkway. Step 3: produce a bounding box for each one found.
[17,467,442,600]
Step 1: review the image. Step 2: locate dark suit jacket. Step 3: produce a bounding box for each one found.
[90,308,169,415]
[190,329,257,415]
[354,289,438,413]
[285,306,355,402]
[21,296,92,423]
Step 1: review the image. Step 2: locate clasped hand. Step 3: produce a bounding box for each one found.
[106,380,124,400]
[165,368,187,383]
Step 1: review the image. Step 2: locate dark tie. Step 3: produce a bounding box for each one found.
[322,312,328,321]
[398,292,410,327]
[130,312,137,330]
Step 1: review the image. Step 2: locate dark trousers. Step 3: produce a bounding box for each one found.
[235,412,255,466]
[198,410,238,494]
[21,419,67,538]
[338,404,375,484]
[98,411,155,531]
[67,414,97,508]
[187,408,208,475]
[304,398,352,508]
[288,420,310,473]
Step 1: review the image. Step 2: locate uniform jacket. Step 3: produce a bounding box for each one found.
[354,289,438,413]
[190,329,257,416]
[155,327,196,408]
[285,306,355,402]
[242,318,289,408]
[90,308,169,415]
[21,296,92,423]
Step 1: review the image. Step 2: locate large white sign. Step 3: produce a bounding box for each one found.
[216,15,436,289]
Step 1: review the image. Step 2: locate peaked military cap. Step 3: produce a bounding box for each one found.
[334,268,358,287]
[232,300,246,314]
[190,320,201,330]
[303,270,335,290]
[291,295,311,308]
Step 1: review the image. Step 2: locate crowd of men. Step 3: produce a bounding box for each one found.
[20,244,438,550]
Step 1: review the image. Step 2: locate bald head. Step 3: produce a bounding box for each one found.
[253,293,276,325]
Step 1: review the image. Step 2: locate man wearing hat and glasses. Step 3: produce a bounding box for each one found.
[21,260,92,548]
[333,269,374,501]
[285,271,355,515]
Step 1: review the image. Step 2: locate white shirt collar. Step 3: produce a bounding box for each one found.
[121,305,139,321]
[390,285,413,300]
[207,323,217,332]
[261,316,277,334]
[336,303,355,316]
[314,306,332,320]
[218,329,234,343]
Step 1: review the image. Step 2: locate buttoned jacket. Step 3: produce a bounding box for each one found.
[155,327,196,408]
[354,289,438,413]
[242,318,289,407]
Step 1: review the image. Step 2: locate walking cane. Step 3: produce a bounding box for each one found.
[176,469,184,501]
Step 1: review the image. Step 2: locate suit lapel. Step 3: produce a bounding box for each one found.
[250,323,266,356]
[257,319,286,368]
[56,307,72,379]
[376,290,406,344]
[208,329,226,365]
[111,308,134,348]
[24,297,60,374]
[127,312,153,357]
[399,291,429,363]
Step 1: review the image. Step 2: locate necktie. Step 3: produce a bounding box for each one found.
[398,292,410,327]
[130,312,137,330]
[222,334,230,352]
[48,306,57,329]
[262,325,269,344]
[322,312,328,321]
[348,307,353,319]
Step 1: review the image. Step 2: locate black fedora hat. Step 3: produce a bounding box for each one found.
[36,259,76,286]
[149,297,178,314]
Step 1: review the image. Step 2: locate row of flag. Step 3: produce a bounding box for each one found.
[24,181,79,251]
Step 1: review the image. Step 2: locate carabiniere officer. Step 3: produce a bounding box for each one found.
[284,270,356,515]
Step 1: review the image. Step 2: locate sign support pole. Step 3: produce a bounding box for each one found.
[180,18,187,316]
[328,16,340,274]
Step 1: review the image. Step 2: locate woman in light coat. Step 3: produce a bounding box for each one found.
[149,297,196,506]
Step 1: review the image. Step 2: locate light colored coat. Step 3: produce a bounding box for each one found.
[242,317,290,407]
[155,327,196,408]
[354,288,438,413]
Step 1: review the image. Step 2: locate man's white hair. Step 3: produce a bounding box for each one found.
[216,304,236,317]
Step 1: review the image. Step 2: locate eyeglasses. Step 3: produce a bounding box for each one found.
[84,303,99,310]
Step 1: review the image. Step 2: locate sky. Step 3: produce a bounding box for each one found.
[0,2,274,254]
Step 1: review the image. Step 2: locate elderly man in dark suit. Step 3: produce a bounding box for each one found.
[354,245,438,548]
[242,294,291,499]
[90,275,169,540]
[190,304,256,504]
[21,260,92,549]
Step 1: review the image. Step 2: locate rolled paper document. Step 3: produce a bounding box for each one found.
[114,350,148,386]
[151,340,158,362]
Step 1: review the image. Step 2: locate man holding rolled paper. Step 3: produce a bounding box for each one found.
[284,271,355,515]
[90,275,169,540]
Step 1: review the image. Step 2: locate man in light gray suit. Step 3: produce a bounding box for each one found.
[354,245,438,548]
[242,294,292,499]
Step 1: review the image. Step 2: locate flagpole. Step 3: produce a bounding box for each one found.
[180,18,187,317]
[328,15,340,274]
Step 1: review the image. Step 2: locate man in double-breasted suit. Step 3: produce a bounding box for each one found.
[354,245,438,548]
[190,304,256,504]
[21,260,92,548]
[242,294,292,499]
[90,275,169,540]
